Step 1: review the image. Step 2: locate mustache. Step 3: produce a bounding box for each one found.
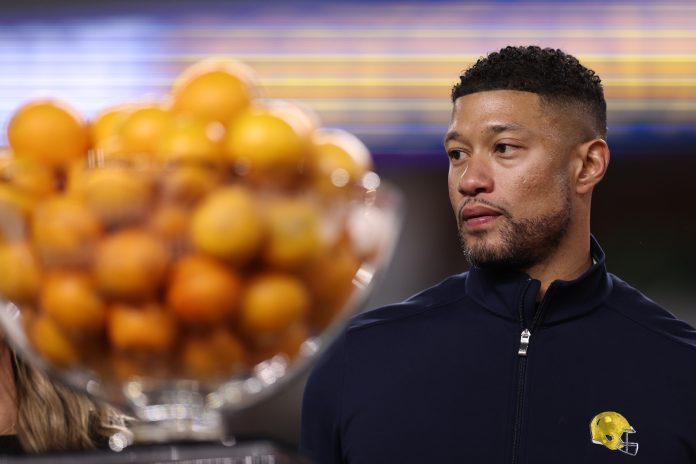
[457,199,512,225]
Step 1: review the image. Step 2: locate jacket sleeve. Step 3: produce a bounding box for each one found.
[299,330,346,464]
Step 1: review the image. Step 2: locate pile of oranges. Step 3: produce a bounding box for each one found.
[0,58,378,384]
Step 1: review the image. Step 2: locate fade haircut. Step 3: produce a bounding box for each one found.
[451,46,607,139]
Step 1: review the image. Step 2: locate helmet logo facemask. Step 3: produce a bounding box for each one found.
[590,411,639,456]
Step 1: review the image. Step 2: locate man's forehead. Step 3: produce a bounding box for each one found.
[449,90,550,130]
[452,89,543,113]
[444,123,529,144]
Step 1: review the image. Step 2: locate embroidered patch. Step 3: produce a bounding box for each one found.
[590,411,638,456]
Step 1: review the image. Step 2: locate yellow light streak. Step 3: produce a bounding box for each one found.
[258,78,696,87]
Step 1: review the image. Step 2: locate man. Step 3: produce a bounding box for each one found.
[300,46,696,463]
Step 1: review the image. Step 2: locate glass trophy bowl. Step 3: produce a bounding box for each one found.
[0,154,402,448]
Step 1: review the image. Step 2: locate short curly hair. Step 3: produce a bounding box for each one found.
[451,46,607,138]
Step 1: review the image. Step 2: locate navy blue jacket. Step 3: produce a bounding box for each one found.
[300,239,696,463]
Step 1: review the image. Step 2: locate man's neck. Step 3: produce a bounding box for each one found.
[524,235,593,301]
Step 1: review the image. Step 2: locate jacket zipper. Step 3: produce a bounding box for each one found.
[510,284,556,464]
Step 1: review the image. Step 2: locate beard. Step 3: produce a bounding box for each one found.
[458,189,572,272]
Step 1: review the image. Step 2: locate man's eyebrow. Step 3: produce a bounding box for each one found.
[443,130,462,145]
[487,123,526,134]
[444,124,527,145]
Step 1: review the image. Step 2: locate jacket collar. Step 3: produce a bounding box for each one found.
[465,236,613,328]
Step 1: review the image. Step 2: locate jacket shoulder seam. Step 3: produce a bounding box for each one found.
[348,293,471,334]
[604,300,696,354]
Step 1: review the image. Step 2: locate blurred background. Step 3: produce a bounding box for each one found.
[1,0,694,449]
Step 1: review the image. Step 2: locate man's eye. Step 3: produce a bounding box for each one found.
[448,149,463,160]
[494,143,514,154]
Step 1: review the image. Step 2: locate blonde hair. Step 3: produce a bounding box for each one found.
[11,351,130,453]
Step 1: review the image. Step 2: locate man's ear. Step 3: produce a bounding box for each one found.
[575,138,610,194]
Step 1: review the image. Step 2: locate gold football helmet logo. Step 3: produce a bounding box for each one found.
[590,411,638,456]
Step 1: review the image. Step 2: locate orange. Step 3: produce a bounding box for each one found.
[110,354,145,382]
[0,242,41,303]
[0,184,34,242]
[78,165,152,226]
[310,127,373,195]
[190,186,265,264]
[156,118,226,166]
[40,271,106,333]
[146,203,190,245]
[7,99,89,168]
[263,99,321,135]
[251,322,309,363]
[108,302,177,353]
[172,58,259,124]
[91,133,127,158]
[118,105,174,155]
[223,102,315,186]
[94,228,170,300]
[159,163,222,205]
[0,155,56,242]
[304,241,361,330]
[90,103,136,150]
[29,314,79,367]
[262,195,321,270]
[108,352,172,382]
[0,155,56,198]
[180,328,247,379]
[31,195,102,268]
[166,254,242,324]
[240,273,310,339]
[64,160,87,197]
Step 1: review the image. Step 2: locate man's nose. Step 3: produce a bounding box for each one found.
[457,155,493,197]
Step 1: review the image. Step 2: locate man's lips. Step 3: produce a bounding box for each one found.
[459,205,503,228]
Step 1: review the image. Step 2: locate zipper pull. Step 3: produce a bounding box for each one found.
[518,329,531,356]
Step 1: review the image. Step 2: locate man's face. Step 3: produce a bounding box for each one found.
[445,90,576,271]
